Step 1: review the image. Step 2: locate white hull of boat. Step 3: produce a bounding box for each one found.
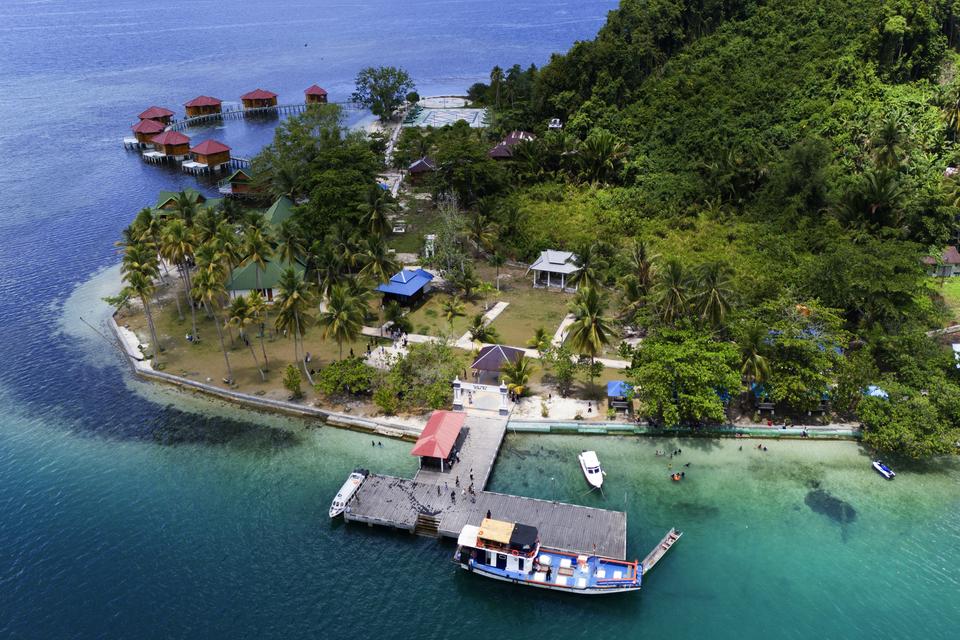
[329,471,367,518]
[578,451,604,489]
[458,562,640,595]
[872,461,895,480]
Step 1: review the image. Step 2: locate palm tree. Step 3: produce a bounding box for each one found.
[247,289,270,371]
[274,267,316,384]
[441,297,466,327]
[214,221,241,273]
[275,218,305,266]
[160,218,198,336]
[871,110,908,170]
[121,244,162,364]
[577,129,626,184]
[568,243,604,290]
[309,240,342,299]
[942,83,960,141]
[317,283,364,359]
[383,300,412,335]
[191,268,233,384]
[655,259,690,325]
[193,207,221,246]
[172,190,201,227]
[566,287,614,381]
[526,326,551,354]
[449,265,481,300]
[468,313,499,345]
[738,322,771,388]
[465,211,498,255]
[358,186,398,238]
[501,355,536,397]
[228,294,266,381]
[628,240,658,294]
[241,226,275,331]
[694,261,735,328]
[489,66,504,108]
[358,237,399,284]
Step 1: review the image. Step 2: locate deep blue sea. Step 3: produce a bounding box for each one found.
[0,1,959,638]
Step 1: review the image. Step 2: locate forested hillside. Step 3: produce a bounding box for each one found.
[453,0,960,456]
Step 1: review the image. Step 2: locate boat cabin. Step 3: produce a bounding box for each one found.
[458,518,541,572]
[184,95,223,118]
[138,106,174,125]
[305,84,328,105]
[241,88,278,110]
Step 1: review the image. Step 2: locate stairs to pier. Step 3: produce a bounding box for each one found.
[414,513,441,538]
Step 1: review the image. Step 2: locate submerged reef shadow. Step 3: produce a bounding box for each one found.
[805,488,857,541]
[148,404,301,449]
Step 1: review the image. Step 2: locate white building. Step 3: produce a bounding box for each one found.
[527,250,580,291]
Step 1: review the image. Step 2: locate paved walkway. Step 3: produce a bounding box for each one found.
[552,314,575,347]
[454,301,509,349]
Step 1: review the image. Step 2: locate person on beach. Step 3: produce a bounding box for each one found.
[486,510,491,519]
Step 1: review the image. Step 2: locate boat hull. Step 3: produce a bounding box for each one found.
[458,561,640,595]
[872,462,895,480]
[578,453,603,489]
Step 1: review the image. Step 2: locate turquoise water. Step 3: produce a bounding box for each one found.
[0,0,959,637]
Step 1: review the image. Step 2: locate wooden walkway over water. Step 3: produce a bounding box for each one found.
[164,101,364,132]
[343,412,629,559]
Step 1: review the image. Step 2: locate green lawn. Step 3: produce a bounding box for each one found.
[488,285,574,348]
[404,292,485,338]
[935,277,960,322]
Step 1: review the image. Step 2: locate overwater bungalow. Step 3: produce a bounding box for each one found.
[227,258,305,302]
[184,139,231,174]
[241,89,278,110]
[130,118,165,144]
[376,268,434,306]
[137,106,174,125]
[304,84,328,105]
[218,169,255,197]
[147,130,190,161]
[184,95,222,118]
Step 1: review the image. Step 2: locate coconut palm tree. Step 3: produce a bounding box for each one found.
[467,313,499,345]
[191,268,233,384]
[329,222,360,271]
[317,283,364,360]
[275,218,305,266]
[358,186,398,238]
[566,287,614,375]
[526,327,551,354]
[358,237,400,284]
[241,226,275,331]
[577,128,627,184]
[449,265,481,300]
[121,244,162,364]
[274,267,316,384]
[489,66,504,108]
[694,261,735,328]
[308,240,342,299]
[738,322,771,388]
[655,259,690,325]
[247,289,270,371]
[383,300,412,335]
[871,110,908,170]
[172,190,201,227]
[501,355,536,397]
[193,207,221,246]
[160,218,198,335]
[441,297,466,328]
[568,242,604,290]
[465,211,498,255]
[214,221,241,273]
[228,294,265,381]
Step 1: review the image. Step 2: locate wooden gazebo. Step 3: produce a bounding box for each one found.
[184,95,222,118]
[137,106,174,125]
[241,89,278,110]
[131,118,165,144]
[305,85,328,105]
[150,130,191,159]
[189,139,231,171]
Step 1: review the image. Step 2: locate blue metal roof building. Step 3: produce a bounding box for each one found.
[376,268,435,303]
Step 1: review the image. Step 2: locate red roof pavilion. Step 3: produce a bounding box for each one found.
[184,95,222,107]
[190,139,231,155]
[138,106,174,121]
[410,411,465,460]
[241,88,278,100]
[151,130,190,146]
[131,119,165,134]
[305,85,327,97]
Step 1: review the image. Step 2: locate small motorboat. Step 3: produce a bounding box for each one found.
[329,468,369,518]
[872,460,896,480]
[578,450,605,489]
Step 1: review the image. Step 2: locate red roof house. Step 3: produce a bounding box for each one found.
[489,130,536,159]
[924,246,960,277]
[190,139,232,168]
[241,89,278,109]
[131,118,165,143]
[184,95,223,117]
[138,106,174,124]
[151,130,191,157]
[410,411,465,469]
[305,84,328,104]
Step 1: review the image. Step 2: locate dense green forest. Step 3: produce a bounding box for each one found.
[453,0,960,456]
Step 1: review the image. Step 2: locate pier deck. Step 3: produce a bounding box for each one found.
[343,412,628,559]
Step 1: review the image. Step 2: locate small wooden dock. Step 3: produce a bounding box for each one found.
[641,528,682,574]
[342,412,629,559]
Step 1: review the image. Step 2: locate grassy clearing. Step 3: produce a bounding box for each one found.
[404,292,485,338]
[934,277,960,322]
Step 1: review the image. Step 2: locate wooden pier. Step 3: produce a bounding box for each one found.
[343,412,629,559]
[164,101,364,132]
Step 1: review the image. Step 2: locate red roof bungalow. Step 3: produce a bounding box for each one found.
[923,245,960,277]
[138,106,174,125]
[305,84,328,105]
[131,118,166,144]
[190,139,231,169]
[184,95,223,118]
[410,410,466,472]
[489,130,536,159]
[151,130,191,158]
[241,88,278,110]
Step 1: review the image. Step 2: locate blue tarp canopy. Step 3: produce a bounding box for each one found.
[376,268,434,297]
[607,380,632,398]
[865,385,889,399]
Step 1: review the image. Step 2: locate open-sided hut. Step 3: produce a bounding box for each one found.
[189,139,231,171]
[184,95,222,118]
[137,106,174,125]
[150,130,191,159]
[527,249,580,291]
[241,88,278,110]
[304,84,328,105]
[131,118,165,144]
[410,410,466,473]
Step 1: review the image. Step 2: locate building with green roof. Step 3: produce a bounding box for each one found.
[226,258,305,302]
[263,195,295,228]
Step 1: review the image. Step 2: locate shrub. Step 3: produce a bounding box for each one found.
[316,358,377,396]
[283,364,303,400]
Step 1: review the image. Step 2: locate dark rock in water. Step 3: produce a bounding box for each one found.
[675,501,720,519]
[148,404,300,448]
[806,479,821,490]
[805,489,856,524]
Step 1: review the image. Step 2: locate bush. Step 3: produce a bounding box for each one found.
[283,364,303,400]
[316,358,377,396]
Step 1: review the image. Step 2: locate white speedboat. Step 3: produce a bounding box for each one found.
[454,518,641,595]
[578,450,604,489]
[329,469,368,518]
[872,460,896,480]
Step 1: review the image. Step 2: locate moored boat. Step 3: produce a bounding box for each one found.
[872,460,896,480]
[578,450,604,489]
[329,468,369,518]
[454,518,641,594]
